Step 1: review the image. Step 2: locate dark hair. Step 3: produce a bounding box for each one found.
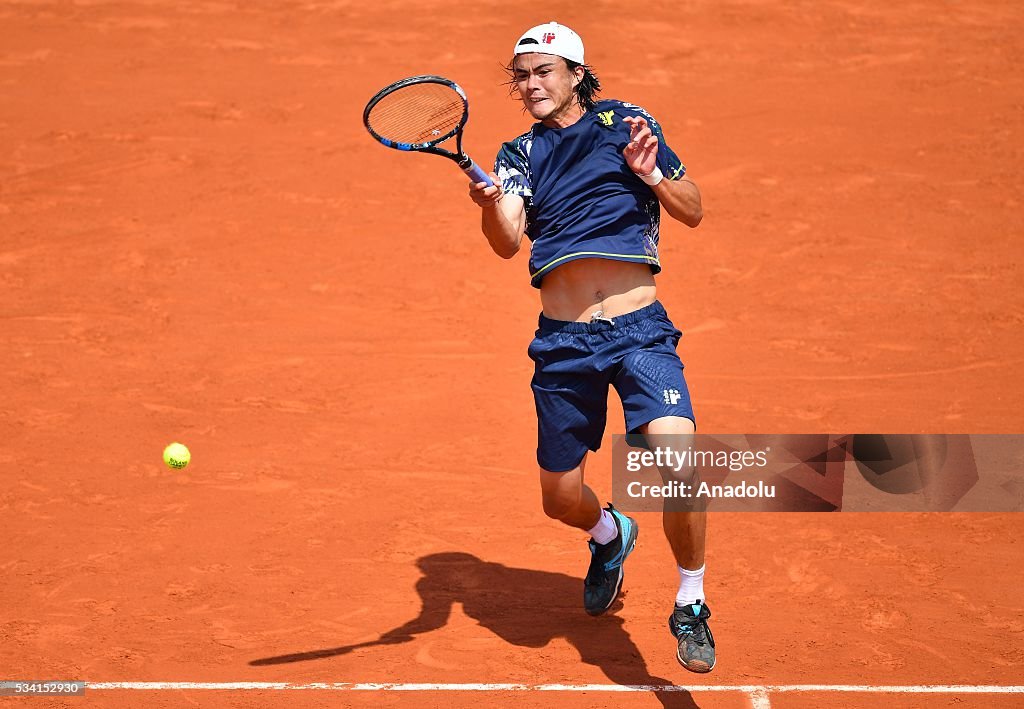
[503,56,602,113]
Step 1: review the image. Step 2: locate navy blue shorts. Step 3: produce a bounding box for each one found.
[527,300,695,473]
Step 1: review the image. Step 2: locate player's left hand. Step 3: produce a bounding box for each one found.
[622,116,659,177]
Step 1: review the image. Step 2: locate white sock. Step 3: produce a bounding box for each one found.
[587,509,618,545]
[676,564,706,606]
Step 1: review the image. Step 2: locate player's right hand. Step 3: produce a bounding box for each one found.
[468,172,503,207]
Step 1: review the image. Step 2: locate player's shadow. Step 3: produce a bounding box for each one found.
[250,552,701,709]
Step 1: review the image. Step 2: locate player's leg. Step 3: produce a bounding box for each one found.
[529,319,636,616]
[640,415,706,572]
[538,454,601,530]
[614,303,715,672]
[537,455,637,616]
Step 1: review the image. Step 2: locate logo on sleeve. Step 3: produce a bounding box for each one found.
[597,110,615,126]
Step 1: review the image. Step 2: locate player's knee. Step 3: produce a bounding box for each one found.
[540,486,580,521]
[541,494,576,521]
[659,461,699,487]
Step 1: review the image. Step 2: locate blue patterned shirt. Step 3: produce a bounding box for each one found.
[495,99,686,288]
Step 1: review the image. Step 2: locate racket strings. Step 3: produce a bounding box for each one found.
[367,83,465,144]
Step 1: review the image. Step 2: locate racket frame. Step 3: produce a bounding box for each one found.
[363,75,492,185]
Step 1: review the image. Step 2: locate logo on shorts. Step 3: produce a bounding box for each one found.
[663,389,682,405]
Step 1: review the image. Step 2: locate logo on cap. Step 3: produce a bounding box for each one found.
[542,32,556,44]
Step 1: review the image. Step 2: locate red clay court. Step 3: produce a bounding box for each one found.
[1,1,1022,707]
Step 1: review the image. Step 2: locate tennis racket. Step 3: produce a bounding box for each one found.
[363,75,493,187]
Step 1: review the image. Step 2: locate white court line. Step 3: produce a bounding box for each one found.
[749,688,772,708]
[85,682,1024,693]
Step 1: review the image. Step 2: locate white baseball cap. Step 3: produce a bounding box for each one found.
[513,21,585,65]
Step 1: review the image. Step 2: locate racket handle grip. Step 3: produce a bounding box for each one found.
[462,159,493,187]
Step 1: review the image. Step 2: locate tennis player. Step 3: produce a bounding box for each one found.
[467,22,713,672]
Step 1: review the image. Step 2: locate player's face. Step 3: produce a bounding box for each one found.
[512,54,584,126]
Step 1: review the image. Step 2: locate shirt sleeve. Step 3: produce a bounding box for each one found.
[620,102,687,180]
[495,136,533,197]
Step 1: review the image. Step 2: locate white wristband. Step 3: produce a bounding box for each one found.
[639,167,664,186]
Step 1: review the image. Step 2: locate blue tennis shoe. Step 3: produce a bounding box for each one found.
[583,504,638,616]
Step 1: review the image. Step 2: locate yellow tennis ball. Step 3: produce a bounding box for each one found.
[163,442,191,469]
